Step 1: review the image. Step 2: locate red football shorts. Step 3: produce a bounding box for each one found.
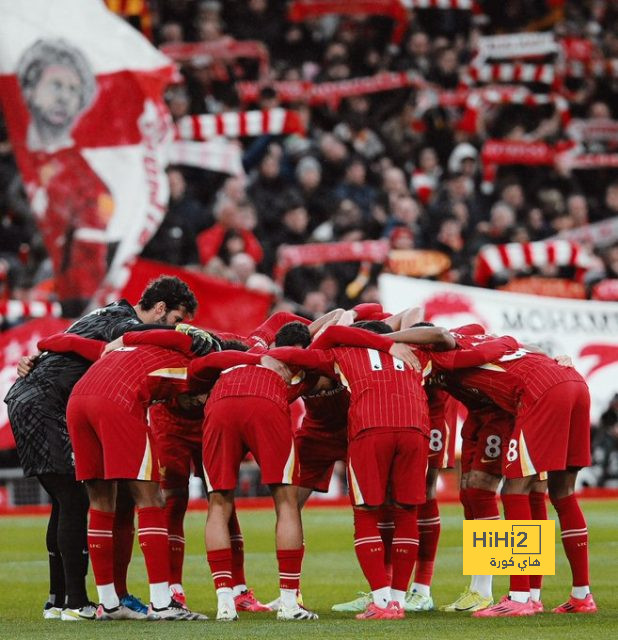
[460,408,513,477]
[149,406,203,490]
[347,428,428,507]
[295,422,347,492]
[504,381,591,479]
[67,394,159,482]
[202,395,297,492]
[427,395,459,470]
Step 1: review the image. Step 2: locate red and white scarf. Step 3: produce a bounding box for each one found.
[237,71,423,106]
[174,109,305,141]
[475,240,592,286]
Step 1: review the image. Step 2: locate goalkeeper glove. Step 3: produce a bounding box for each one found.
[175,323,221,356]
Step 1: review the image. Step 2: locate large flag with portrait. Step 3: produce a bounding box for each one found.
[0,0,174,314]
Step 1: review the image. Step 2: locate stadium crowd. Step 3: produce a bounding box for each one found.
[2,0,618,313]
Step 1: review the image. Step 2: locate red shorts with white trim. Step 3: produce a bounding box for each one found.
[202,395,297,492]
[504,381,591,479]
[427,394,459,470]
[347,428,428,507]
[67,394,159,482]
[149,404,203,490]
[295,422,347,492]
[460,408,513,477]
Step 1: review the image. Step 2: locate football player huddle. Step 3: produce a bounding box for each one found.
[5,275,596,623]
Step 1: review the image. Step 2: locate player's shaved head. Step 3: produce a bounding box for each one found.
[220,339,249,352]
[275,322,311,348]
[351,320,391,334]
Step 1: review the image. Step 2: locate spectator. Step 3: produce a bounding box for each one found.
[295,156,336,229]
[566,194,590,228]
[159,22,184,45]
[384,195,423,242]
[594,180,618,222]
[302,290,329,316]
[166,87,190,121]
[498,181,526,220]
[197,198,263,269]
[589,243,618,283]
[248,151,290,234]
[478,202,517,245]
[433,216,469,282]
[396,30,431,75]
[333,157,376,220]
[142,168,207,265]
[411,146,442,205]
[311,198,364,243]
[229,0,283,47]
[428,47,460,89]
[318,133,349,189]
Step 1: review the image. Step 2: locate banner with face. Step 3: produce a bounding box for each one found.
[0,0,174,315]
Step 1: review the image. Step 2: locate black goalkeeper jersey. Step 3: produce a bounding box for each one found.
[4,299,144,476]
[5,299,142,408]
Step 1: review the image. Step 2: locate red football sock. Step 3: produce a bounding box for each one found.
[165,493,188,585]
[529,491,547,592]
[415,499,440,587]
[229,508,246,588]
[551,494,589,587]
[277,547,304,591]
[353,508,389,591]
[391,506,419,593]
[112,501,134,597]
[137,507,169,585]
[377,505,395,583]
[468,488,500,521]
[207,548,233,590]
[501,494,531,594]
[88,509,115,586]
[460,488,473,520]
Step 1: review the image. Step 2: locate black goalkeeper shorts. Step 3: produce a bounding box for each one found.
[6,395,75,478]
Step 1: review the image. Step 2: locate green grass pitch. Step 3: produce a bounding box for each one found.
[1,500,617,639]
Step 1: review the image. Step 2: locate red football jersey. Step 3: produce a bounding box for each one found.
[302,384,350,432]
[38,330,195,416]
[445,331,586,414]
[269,327,518,439]
[149,398,203,439]
[270,343,430,437]
[189,350,291,414]
[72,345,191,415]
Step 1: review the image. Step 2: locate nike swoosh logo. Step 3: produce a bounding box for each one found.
[480,457,497,464]
[455,605,477,611]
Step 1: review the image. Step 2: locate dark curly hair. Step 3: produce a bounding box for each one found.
[275,322,311,348]
[138,276,197,315]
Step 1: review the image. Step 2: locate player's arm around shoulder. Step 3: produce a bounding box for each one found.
[386,326,456,350]
[37,333,105,361]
